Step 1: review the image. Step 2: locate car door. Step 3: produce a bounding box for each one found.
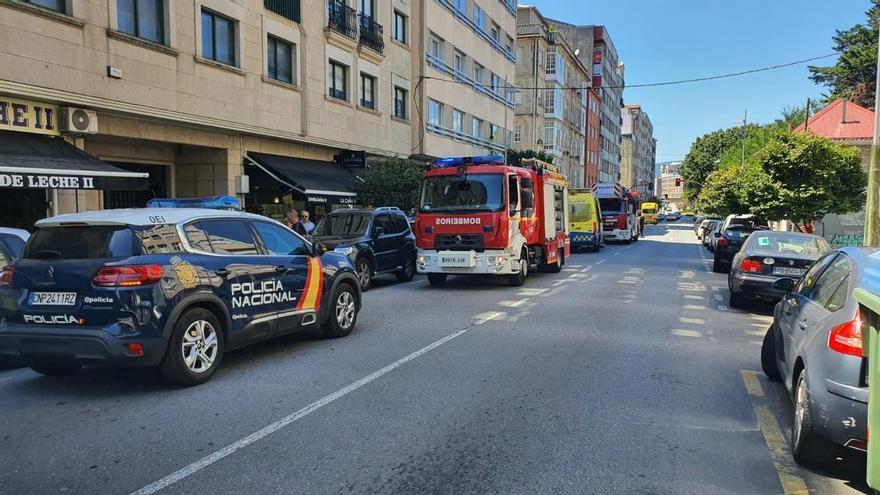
[371,214,396,272]
[390,213,413,269]
[792,254,851,358]
[185,219,287,347]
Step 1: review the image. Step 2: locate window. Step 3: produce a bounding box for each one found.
[429,35,444,62]
[25,0,64,12]
[507,175,519,215]
[454,0,466,13]
[136,225,184,254]
[394,86,407,119]
[514,124,522,142]
[201,9,236,66]
[795,253,836,297]
[360,73,376,109]
[428,99,443,126]
[117,0,164,43]
[490,73,500,95]
[453,50,466,77]
[472,117,482,138]
[373,215,393,236]
[545,51,556,75]
[393,10,407,43]
[329,60,348,100]
[452,109,463,133]
[473,5,485,31]
[196,220,259,255]
[505,35,514,55]
[267,36,294,84]
[490,124,498,141]
[24,226,136,259]
[251,221,309,256]
[391,214,410,234]
[473,63,485,85]
[811,255,851,308]
[490,23,500,42]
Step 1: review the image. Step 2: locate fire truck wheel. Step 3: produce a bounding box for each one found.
[427,273,447,286]
[508,250,528,286]
[543,249,563,273]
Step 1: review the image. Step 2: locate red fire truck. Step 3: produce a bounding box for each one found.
[592,183,641,243]
[415,156,570,286]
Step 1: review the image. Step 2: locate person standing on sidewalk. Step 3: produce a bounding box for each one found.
[284,208,308,237]
[301,210,315,236]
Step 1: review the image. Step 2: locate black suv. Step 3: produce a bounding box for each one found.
[312,207,417,290]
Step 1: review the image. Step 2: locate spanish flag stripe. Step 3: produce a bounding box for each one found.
[296,258,323,311]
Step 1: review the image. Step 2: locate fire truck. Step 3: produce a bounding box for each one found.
[415,156,570,287]
[592,183,641,243]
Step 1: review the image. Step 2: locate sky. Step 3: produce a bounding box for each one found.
[528,0,872,163]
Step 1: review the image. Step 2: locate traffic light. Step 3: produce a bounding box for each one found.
[675,177,681,187]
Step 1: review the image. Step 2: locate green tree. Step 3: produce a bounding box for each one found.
[506,148,554,166]
[352,157,426,211]
[697,164,776,222]
[680,125,758,201]
[756,132,867,232]
[808,0,880,108]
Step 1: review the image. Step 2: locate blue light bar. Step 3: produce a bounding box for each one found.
[434,155,505,168]
[146,195,241,210]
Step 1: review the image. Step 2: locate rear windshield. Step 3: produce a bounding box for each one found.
[24,226,137,260]
[599,198,624,214]
[749,233,830,255]
[724,228,759,239]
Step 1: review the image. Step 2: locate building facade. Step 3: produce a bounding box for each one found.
[0,0,414,229]
[585,88,601,188]
[513,5,588,186]
[620,104,655,196]
[411,0,517,159]
[655,161,683,209]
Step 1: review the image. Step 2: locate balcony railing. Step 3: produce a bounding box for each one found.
[359,14,384,53]
[328,0,357,40]
[265,0,300,22]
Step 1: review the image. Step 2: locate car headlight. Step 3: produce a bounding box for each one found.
[334,246,355,256]
[417,255,427,266]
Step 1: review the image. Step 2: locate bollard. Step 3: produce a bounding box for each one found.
[853,287,880,490]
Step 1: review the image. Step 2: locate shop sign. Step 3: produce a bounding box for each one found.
[335,150,366,168]
[0,97,60,136]
[307,195,356,205]
[1,173,100,190]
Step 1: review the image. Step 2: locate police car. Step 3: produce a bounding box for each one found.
[0,202,361,386]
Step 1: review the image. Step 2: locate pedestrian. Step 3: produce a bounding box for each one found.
[301,210,315,235]
[284,208,308,237]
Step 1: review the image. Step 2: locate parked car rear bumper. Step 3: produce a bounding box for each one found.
[730,273,792,301]
[808,376,868,450]
[0,325,168,367]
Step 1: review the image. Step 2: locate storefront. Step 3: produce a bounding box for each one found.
[243,152,360,222]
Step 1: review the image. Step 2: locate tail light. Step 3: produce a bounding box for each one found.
[592,221,598,235]
[94,265,164,287]
[0,265,13,287]
[828,309,864,357]
[717,238,728,248]
[740,259,762,273]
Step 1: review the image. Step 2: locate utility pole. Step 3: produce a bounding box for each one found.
[864,21,880,246]
[740,109,747,167]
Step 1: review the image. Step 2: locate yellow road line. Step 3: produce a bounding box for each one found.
[740,370,809,495]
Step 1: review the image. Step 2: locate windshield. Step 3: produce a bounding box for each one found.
[570,204,593,223]
[599,198,624,214]
[723,227,760,239]
[314,213,372,237]
[24,226,136,260]
[749,233,831,255]
[643,208,656,214]
[420,174,505,213]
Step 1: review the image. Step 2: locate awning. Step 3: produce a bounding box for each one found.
[0,133,149,190]
[245,152,359,205]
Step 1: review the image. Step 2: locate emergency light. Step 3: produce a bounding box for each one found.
[434,155,505,167]
[146,195,242,210]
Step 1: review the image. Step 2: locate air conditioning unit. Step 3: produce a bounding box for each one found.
[61,107,98,134]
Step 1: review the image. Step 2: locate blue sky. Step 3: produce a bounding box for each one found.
[529,0,871,162]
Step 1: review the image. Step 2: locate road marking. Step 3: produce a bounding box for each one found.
[595,259,606,265]
[682,304,706,310]
[739,370,810,495]
[714,294,724,302]
[130,324,484,495]
[679,317,705,324]
[718,304,730,311]
[671,329,702,338]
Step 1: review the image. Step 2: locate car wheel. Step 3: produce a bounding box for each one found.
[159,308,224,386]
[791,370,836,467]
[728,291,747,309]
[396,251,416,283]
[355,257,372,291]
[508,249,528,286]
[761,324,782,381]
[322,282,358,338]
[712,259,723,273]
[29,363,82,377]
[427,273,447,286]
[544,249,563,273]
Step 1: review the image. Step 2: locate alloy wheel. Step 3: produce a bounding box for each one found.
[793,376,807,448]
[335,291,356,329]
[181,320,218,374]
[357,261,371,288]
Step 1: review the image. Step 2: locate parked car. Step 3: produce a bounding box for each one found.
[728,230,831,308]
[761,247,871,466]
[0,208,361,385]
[698,219,716,242]
[719,213,756,232]
[667,211,682,221]
[0,227,29,270]
[311,207,417,291]
[707,221,724,251]
[712,225,765,272]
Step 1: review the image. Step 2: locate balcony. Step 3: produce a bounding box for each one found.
[265,0,300,22]
[358,14,384,53]
[328,0,357,40]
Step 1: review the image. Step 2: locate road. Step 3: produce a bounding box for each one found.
[0,222,870,494]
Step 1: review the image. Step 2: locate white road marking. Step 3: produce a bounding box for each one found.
[718,305,730,312]
[713,294,724,302]
[682,304,706,310]
[129,323,484,495]
[671,329,703,338]
[595,259,606,265]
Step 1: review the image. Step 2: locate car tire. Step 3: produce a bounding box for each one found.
[159,308,224,387]
[508,249,528,286]
[29,363,81,377]
[544,249,563,273]
[355,257,372,291]
[427,273,447,286]
[761,324,782,381]
[322,282,358,338]
[728,291,747,309]
[396,250,416,283]
[712,259,723,273]
[791,370,837,467]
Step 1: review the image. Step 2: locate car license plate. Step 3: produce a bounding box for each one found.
[773,267,806,277]
[439,252,474,267]
[29,292,77,306]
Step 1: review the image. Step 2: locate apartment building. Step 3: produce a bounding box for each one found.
[585,88,601,187]
[410,0,517,159]
[620,104,655,196]
[0,0,413,229]
[512,5,588,186]
[656,161,683,208]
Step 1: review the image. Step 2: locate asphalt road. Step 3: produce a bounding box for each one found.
[0,222,870,494]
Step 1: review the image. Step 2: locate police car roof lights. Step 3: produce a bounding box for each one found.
[434,155,506,168]
[146,195,241,210]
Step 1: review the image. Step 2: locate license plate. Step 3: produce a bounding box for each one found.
[773,267,806,277]
[29,292,77,306]
[439,252,474,267]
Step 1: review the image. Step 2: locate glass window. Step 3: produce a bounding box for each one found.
[507,175,519,214]
[472,117,482,138]
[473,5,485,30]
[473,63,484,85]
[196,220,259,255]
[452,109,463,133]
[392,215,410,234]
[420,174,505,213]
[314,212,371,237]
[251,221,309,256]
[428,99,443,126]
[810,255,851,307]
[117,0,164,44]
[514,124,522,142]
[27,0,65,12]
[24,227,136,260]
[747,232,830,256]
[824,277,849,312]
[490,23,500,42]
[329,60,348,100]
[373,215,393,236]
[795,253,837,298]
[267,36,294,84]
[0,246,8,268]
[429,35,444,61]
[490,73,500,95]
[394,86,407,119]
[490,124,499,141]
[184,223,212,253]
[201,9,235,66]
[360,73,375,109]
[393,10,407,43]
[453,50,466,76]
[455,0,466,13]
[0,234,26,262]
[136,224,184,254]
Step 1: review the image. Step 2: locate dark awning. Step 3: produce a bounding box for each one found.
[0,133,149,190]
[245,151,359,204]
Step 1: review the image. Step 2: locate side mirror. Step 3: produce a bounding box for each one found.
[311,243,328,256]
[521,192,535,209]
[772,277,795,294]
[714,232,721,238]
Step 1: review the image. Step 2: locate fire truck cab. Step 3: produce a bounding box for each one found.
[593,183,641,243]
[415,156,570,287]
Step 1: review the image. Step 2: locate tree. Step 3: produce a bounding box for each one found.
[774,104,812,129]
[506,148,554,166]
[808,0,880,108]
[680,125,758,201]
[697,164,776,222]
[352,157,426,211]
[756,132,867,232]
